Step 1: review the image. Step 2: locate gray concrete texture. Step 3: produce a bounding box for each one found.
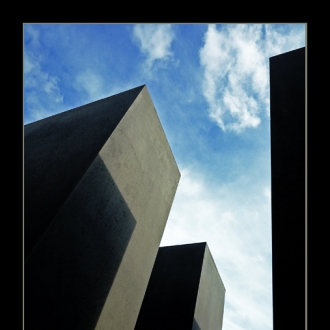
[134,242,225,330]
[194,244,226,330]
[24,85,181,329]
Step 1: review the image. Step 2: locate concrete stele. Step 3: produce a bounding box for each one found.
[24,85,180,330]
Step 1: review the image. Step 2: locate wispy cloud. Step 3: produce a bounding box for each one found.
[24,25,64,123]
[263,187,271,200]
[24,24,41,48]
[264,24,306,58]
[75,69,108,102]
[199,24,305,133]
[161,167,272,330]
[133,24,175,75]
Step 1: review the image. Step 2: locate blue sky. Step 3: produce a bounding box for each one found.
[23,23,306,330]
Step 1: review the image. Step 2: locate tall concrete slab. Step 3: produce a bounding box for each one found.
[24,85,180,330]
[134,242,225,330]
[24,85,145,259]
[269,47,306,330]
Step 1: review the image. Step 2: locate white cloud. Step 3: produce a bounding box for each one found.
[133,24,175,74]
[73,69,135,107]
[24,53,64,121]
[263,187,271,200]
[24,24,40,48]
[24,50,36,75]
[75,69,108,102]
[264,24,306,58]
[161,167,273,330]
[24,26,64,122]
[199,24,305,133]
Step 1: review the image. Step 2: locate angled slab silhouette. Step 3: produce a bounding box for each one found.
[24,85,180,330]
[135,242,225,330]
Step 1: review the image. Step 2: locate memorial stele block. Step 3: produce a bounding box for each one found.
[134,242,226,330]
[24,85,181,330]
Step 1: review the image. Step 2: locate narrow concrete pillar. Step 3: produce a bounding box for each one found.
[24,85,180,330]
[134,242,225,330]
[269,47,306,330]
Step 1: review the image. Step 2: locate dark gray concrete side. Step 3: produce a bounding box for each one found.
[24,85,181,330]
[24,85,144,259]
[269,47,306,330]
[134,242,225,330]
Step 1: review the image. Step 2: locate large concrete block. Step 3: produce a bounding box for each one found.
[24,85,180,329]
[134,242,225,330]
[269,47,306,330]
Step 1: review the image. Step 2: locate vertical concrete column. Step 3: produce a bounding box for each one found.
[269,47,306,330]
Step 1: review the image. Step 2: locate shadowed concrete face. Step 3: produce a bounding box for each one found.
[24,85,145,259]
[134,243,225,330]
[24,85,180,330]
[269,47,305,330]
[25,156,136,329]
[192,318,202,330]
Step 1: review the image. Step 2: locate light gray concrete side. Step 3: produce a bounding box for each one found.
[95,86,181,330]
[24,85,180,330]
[194,244,226,330]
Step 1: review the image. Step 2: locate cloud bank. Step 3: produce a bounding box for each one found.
[199,24,305,133]
[161,167,273,330]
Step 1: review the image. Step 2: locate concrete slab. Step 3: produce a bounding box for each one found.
[24,85,145,259]
[24,85,180,330]
[134,242,225,330]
